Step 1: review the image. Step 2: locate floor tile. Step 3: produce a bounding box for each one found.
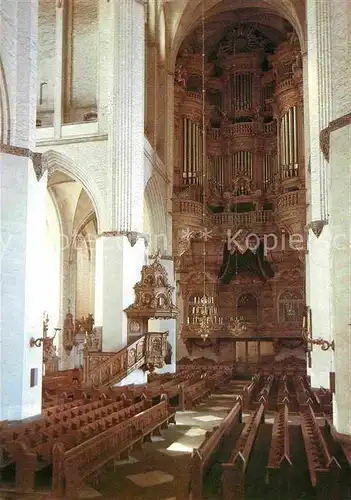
[151,435,165,442]
[114,456,139,466]
[127,470,174,487]
[194,415,223,422]
[79,486,102,498]
[206,406,231,411]
[184,427,208,437]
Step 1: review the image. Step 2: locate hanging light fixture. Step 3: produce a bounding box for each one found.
[186,0,222,342]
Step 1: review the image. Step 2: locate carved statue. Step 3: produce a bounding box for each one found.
[174,63,187,88]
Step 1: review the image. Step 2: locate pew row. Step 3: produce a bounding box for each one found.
[222,404,265,500]
[189,399,242,500]
[300,404,341,499]
[52,398,176,497]
[265,405,292,487]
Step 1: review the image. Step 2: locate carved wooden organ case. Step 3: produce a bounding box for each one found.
[173,23,306,358]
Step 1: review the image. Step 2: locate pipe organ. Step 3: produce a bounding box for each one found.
[263,153,277,190]
[208,156,225,188]
[173,23,306,359]
[182,118,203,185]
[280,106,299,179]
[231,73,253,111]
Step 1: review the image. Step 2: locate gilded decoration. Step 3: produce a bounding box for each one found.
[124,251,178,320]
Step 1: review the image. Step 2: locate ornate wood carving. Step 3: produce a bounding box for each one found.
[124,251,177,322]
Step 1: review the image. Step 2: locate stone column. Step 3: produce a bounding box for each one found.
[328,0,351,436]
[0,0,47,421]
[305,0,333,387]
[54,1,64,138]
[97,0,111,135]
[94,0,147,352]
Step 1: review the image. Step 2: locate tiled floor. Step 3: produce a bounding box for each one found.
[0,379,323,500]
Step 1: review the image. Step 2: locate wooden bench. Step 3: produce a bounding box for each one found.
[324,415,351,467]
[52,398,176,497]
[222,404,265,500]
[180,379,210,410]
[189,400,242,500]
[12,399,150,492]
[265,405,292,487]
[276,374,290,410]
[252,375,274,410]
[243,373,262,410]
[300,404,341,499]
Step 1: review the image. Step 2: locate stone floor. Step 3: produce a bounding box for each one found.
[0,380,340,500]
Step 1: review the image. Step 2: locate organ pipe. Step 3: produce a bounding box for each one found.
[231,73,253,110]
[182,118,203,185]
[263,153,277,189]
[280,106,299,179]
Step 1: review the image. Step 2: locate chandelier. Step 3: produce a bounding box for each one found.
[186,0,222,342]
[228,315,247,336]
[187,295,223,341]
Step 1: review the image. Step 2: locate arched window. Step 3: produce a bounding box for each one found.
[278,291,304,323]
[237,293,258,321]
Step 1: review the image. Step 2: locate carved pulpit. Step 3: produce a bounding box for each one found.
[124,251,178,370]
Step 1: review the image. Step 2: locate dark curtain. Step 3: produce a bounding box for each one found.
[219,242,274,284]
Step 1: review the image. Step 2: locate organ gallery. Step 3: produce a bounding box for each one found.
[0,0,350,498]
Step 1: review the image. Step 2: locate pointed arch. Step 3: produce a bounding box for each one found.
[43,149,105,233]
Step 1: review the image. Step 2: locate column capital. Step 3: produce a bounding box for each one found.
[0,144,46,181]
[320,112,351,162]
[98,231,149,248]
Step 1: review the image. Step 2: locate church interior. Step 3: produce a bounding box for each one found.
[0,0,350,498]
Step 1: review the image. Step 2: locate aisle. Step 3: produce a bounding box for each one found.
[91,380,248,500]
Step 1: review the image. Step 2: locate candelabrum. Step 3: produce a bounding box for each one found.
[302,307,335,351]
[187,295,223,341]
[30,312,61,348]
[228,316,247,336]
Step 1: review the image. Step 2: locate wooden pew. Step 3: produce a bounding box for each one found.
[222,404,265,500]
[53,398,176,497]
[179,379,210,410]
[12,399,149,492]
[300,405,341,499]
[189,400,242,500]
[242,373,261,410]
[265,405,292,488]
[277,374,290,410]
[324,415,351,467]
[252,375,274,411]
